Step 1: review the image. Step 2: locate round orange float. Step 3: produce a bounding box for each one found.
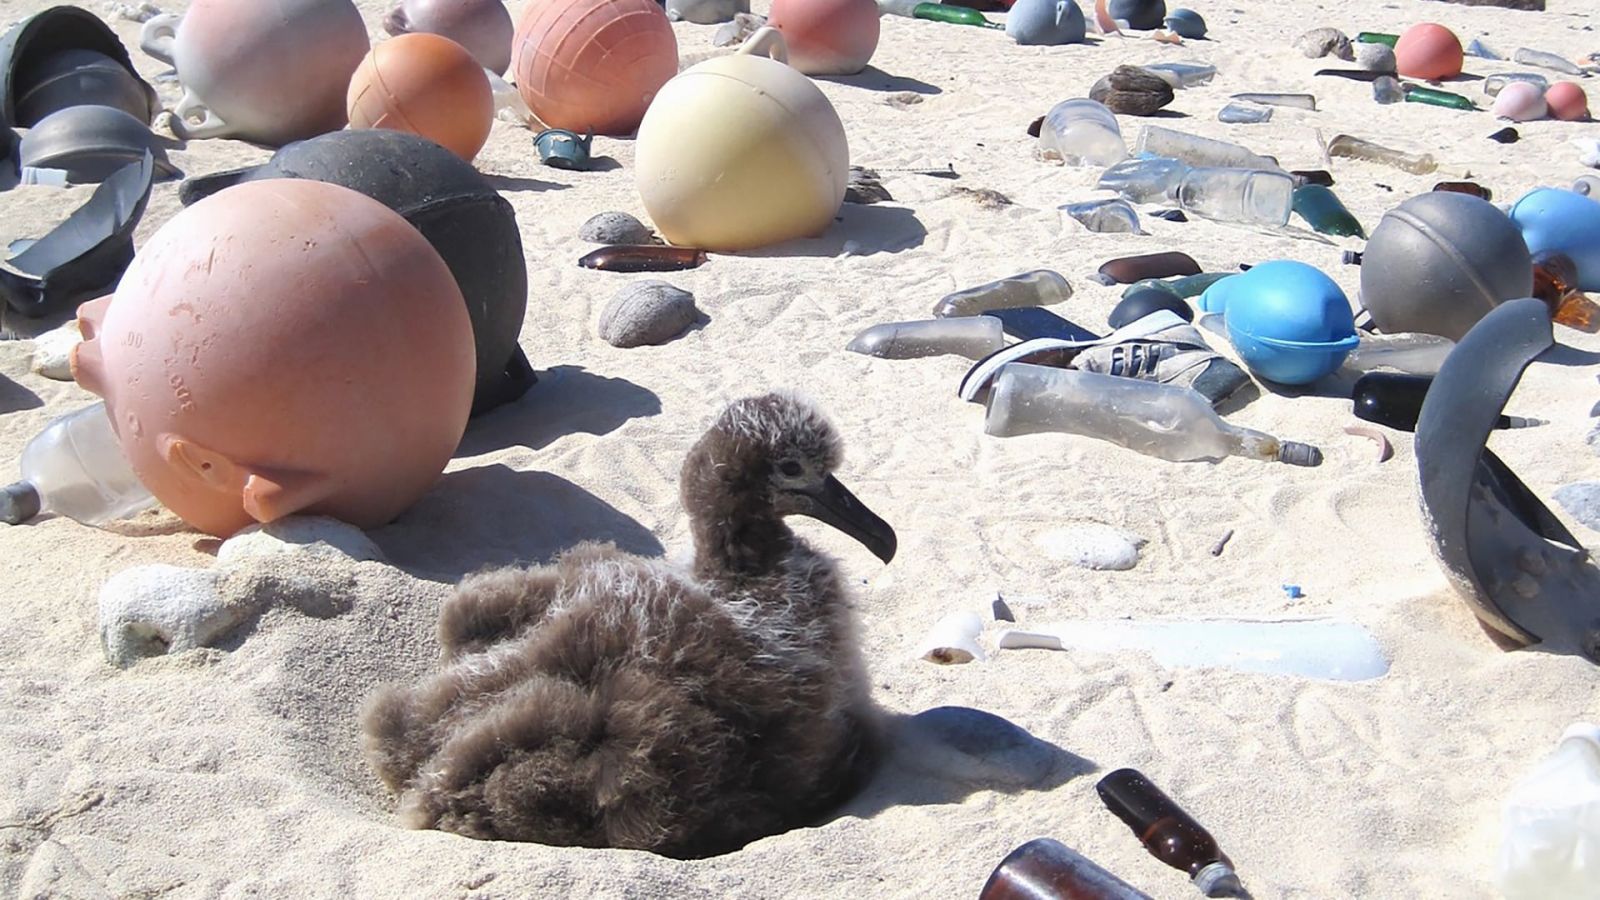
[1394,23,1463,81]
[348,33,494,161]
[510,0,678,136]
[70,179,476,538]
[1545,82,1590,121]
[767,0,879,76]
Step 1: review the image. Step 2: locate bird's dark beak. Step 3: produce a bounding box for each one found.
[796,475,898,563]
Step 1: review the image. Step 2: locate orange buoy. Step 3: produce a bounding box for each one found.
[348,32,493,161]
[511,0,678,136]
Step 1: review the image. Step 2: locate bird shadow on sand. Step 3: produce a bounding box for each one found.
[372,463,665,582]
[0,373,41,414]
[838,707,1094,820]
[746,204,928,259]
[817,67,941,95]
[457,364,662,457]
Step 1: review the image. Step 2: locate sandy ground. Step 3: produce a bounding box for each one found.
[2,0,1599,896]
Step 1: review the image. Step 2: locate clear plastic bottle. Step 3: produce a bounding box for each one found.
[845,316,1005,359]
[1497,723,1600,900]
[1141,61,1217,89]
[1036,98,1127,167]
[1098,155,1188,203]
[1217,101,1271,124]
[1484,72,1550,97]
[1175,166,1295,226]
[933,269,1073,317]
[983,363,1322,465]
[0,401,155,526]
[1134,124,1280,170]
[1512,47,1583,76]
[1061,198,1142,234]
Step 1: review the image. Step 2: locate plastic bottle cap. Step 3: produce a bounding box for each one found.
[1193,861,1243,897]
[1559,722,1600,748]
[0,482,43,525]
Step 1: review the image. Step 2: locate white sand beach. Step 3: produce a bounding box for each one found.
[2,0,1599,896]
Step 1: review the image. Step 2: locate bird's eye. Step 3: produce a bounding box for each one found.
[778,460,803,477]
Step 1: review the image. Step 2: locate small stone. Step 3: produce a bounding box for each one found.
[1089,65,1175,116]
[951,186,1012,209]
[1294,27,1353,61]
[1554,482,1600,532]
[1355,42,1397,73]
[712,12,766,47]
[579,211,655,245]
[98,564,243,668]
[217,515,385,566]
[598,281,699,348]
[107,1,162,22]
[1489,127,1519,144]
[1033,523,1145,570]
[891,706,1065,788]
[30,319,82,381]
[845,167,893,205]
[1587,421,1600,456]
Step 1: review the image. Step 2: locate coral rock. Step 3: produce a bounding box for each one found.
[1294,27,1353,61]
[598,281,699,348]
[1089,65,1175,116]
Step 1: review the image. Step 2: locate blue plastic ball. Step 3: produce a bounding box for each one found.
[1163,8,1205,38]
[1106,0,1164,30]
[1198,260,1360,385]
[1507,187,1600,292]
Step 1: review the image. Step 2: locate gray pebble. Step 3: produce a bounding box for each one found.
[1356,42,1397,73]
[599,281,699,348]
[1555,482,1600,532]
[891,706,1065,788]
[579,211,655,245]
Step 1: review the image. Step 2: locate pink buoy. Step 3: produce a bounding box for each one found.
[768,0,880,76]
[1394,23,1462,81]
[1545,82,1590,122]
[511,0,678,136]
[71,180,476,538]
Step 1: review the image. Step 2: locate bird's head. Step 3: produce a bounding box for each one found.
[685,393,897,564]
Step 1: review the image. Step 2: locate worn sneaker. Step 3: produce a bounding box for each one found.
[1071,314,1249,405]
[958,311,1182,402]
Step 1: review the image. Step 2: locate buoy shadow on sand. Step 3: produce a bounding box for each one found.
[373,464,665,581]
[748,204,929,259]
[840,706,1094,818]
[456,364,662,456]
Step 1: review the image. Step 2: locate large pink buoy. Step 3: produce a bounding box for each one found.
[138,0,369,146]
[70,180,476,538]
[1545,82,1590,121]
[511,0,678,136]
[1394,23,1463,81]
[768,0,880,75]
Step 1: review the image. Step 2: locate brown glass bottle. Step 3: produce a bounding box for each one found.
[1531,251,1600,334]
[1431,181,1492,201]
[980,838,1153,900]
[578,245,708,273]
[1096,252,1203,286]
[1095,769,1242,898]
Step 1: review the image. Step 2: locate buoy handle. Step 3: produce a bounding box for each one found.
[738,26,789,64]
[139,13,181,65]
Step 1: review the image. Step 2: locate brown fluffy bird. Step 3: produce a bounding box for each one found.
[360,393,897,857]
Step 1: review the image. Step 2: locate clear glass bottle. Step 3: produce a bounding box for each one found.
[1483,72,1549,97]
[1036,98,1127,167]
[0,401,155,527]
[1512,47,1583,76]
[1497,723,1600,900]
[1217,101,1272,124]
[845,316,1005,359]
[1326,134,1436,175]
[933,269,1073,317]
[1142,62,1218,89]
[1174,166,1295,226]
[1134,124,1280,170]
[983,363,1322,465]
[1098,155,1188,203]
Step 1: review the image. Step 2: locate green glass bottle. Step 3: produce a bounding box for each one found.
[1355,31,1398,46]
[1403,86,1476,111]
[913,2,1004,27]
[1292,184,1365,238]
[1121,272,1232,300]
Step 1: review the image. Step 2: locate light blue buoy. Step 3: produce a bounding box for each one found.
[1006,0,1087,45]
[1163,8,1205,39]
[1507,187,1600,292]
[1199,260,1359,385]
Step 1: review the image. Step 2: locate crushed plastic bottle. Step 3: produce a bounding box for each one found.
[1036,98,1127,167]
[1231,92,1316,110]
[1141,61,1217,88]
[934,269,1073,317]
[1326,134,1436,175]
[846,316,1005,359]
[1217,102,1272,124]
[1513,47,1583,76]
[1175,166,1295,226]
[1062,198,1142,234]
[1497,724,1600,900]
[1097,155,1189,203]
[983,363,1322,465]
[0,402,155,527]
[1484,72,1550,97]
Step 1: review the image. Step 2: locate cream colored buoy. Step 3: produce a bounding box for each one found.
[635,28,848,252]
